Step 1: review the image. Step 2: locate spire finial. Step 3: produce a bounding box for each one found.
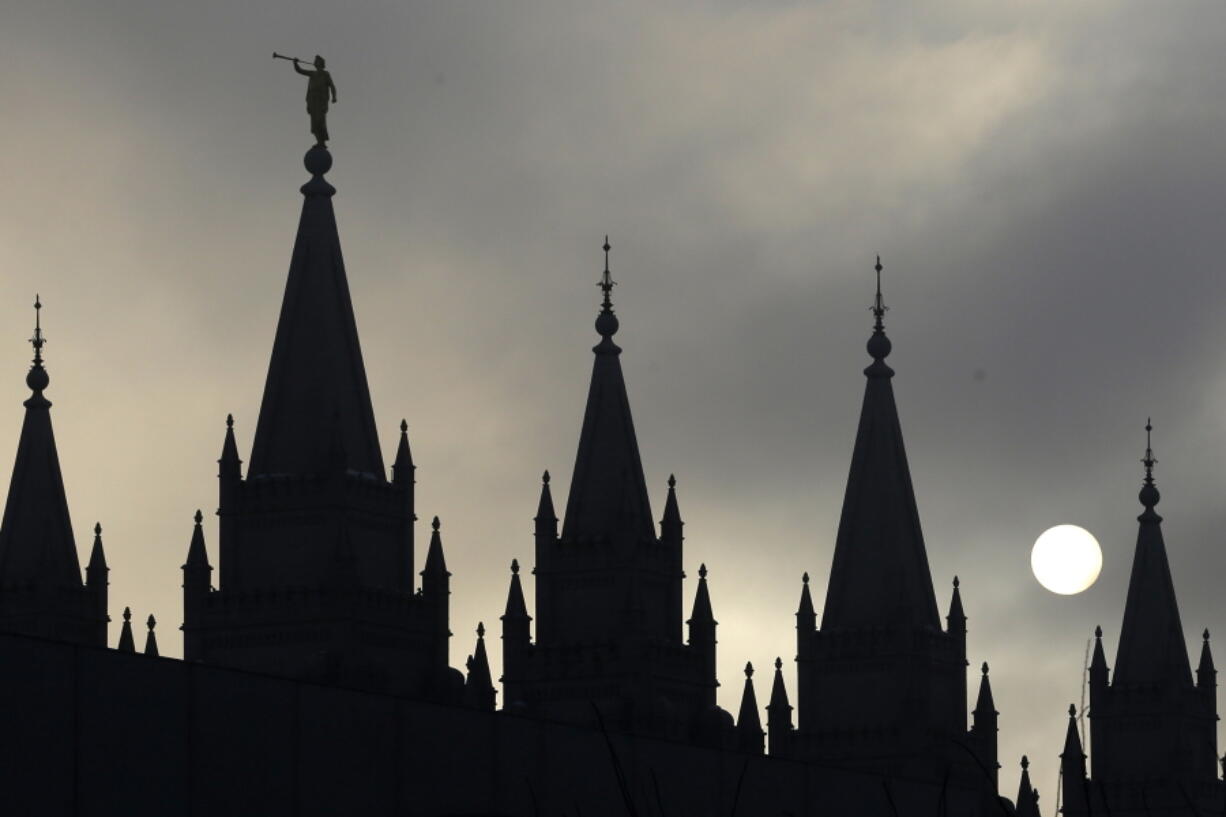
[698,562,707,579]
[194,509,203,525]
[226,413,234,429]
[775,656,783,671]
[31,295,45,365]
[400,418,408,433]
[953,575,960,589]
[1204,628,1211,641]
[1139,419,1161,511]
[668,473,676,489]
[1021,755,1030,770]
[865,257,892,365]
[511,558,519,575]
[432,515,441,531]
[802,571,809,584]
[1095,624,1102,638]
[25,295,50,394]
[542,469,550,484]
[873,255,886,328]
[123,606,131,622]
[981,661,989,675]
[594,236,620,339]
[600,236,615,311]
[477,621,485,639]
[744,661,754,678]
[94,522,102,537]
[147,614,156,631]
[1068,703,1076,718]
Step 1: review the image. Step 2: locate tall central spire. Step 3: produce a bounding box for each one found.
[821,258,940,630]
[247,147,384,478]
[1112,420,1191,686]
[560,238,655,545]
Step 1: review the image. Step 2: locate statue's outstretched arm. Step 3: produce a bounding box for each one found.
[293,63,313,77]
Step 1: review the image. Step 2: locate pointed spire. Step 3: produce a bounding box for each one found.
[117,607,135,652]
[247,148,384,480]
[561,238,655,546]
[219,413,241,478]
[1198,628,1215,687]
[1114,421,1192,687]
[796,572,816,632]
[1015,756,1041,817]
[735,662,764,754]
[974,662,998,719]
[688,563,714,625]
[421,515,449,580]
[767,656,794,736]
[463,622,496,711]
[503,558,530,622]
[534,470,557,538]
[184,509,211,573]
[392,419,414,484]
[1060,703,1088,813]
[86,521,108,577]
[0,296,84,590]
[660,474,683,543]
[1090,624,1108,679]
[946,575,965,627]
[144,614,159,657]
[821,258,940,631]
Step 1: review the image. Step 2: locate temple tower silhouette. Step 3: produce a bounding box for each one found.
[1060,423,1221,816]
[500,240,732,743]
[0,298,109,646]
[773,260,997,788]
[179,146,459,698]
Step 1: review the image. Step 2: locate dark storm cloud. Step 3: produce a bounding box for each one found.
[1,0,1224,793]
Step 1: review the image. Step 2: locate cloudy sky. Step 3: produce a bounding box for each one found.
[3,0,1226,797]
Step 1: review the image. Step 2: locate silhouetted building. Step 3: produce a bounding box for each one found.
[768,260,1000,798]
[179,145,461,699]
[1060,424,1221,817]
[0,299,109,647]
[5,138,1219,816]
[500,241,732,743]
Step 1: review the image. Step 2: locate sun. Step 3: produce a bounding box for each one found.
[1031,525,1103,595]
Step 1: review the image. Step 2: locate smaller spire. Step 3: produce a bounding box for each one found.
[219,414,241,477]
[86,521,108,576]
[393,419,414,483]
[661,473,683,543]
[946,575,965,628]
[463,621,496,711]
[767,655,794,740]
[184,509,212,574]
[688,563,715,626]
[796,572,816,631]
[503,557,530,625]
[736,661,764,754]
[1198,628,1216,687]
[1015,756,1040,817]
[535,470,557,538]
[1090,625,1108,678]
[1061,702,1085,761]
[144,614,159,657]
[117,607,135,653]
[421,515,449,582]
[973,661,997,719]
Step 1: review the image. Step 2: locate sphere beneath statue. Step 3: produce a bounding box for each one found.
[304,146,333,177]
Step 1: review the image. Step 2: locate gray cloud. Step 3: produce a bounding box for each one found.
[2,0,1224,795]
